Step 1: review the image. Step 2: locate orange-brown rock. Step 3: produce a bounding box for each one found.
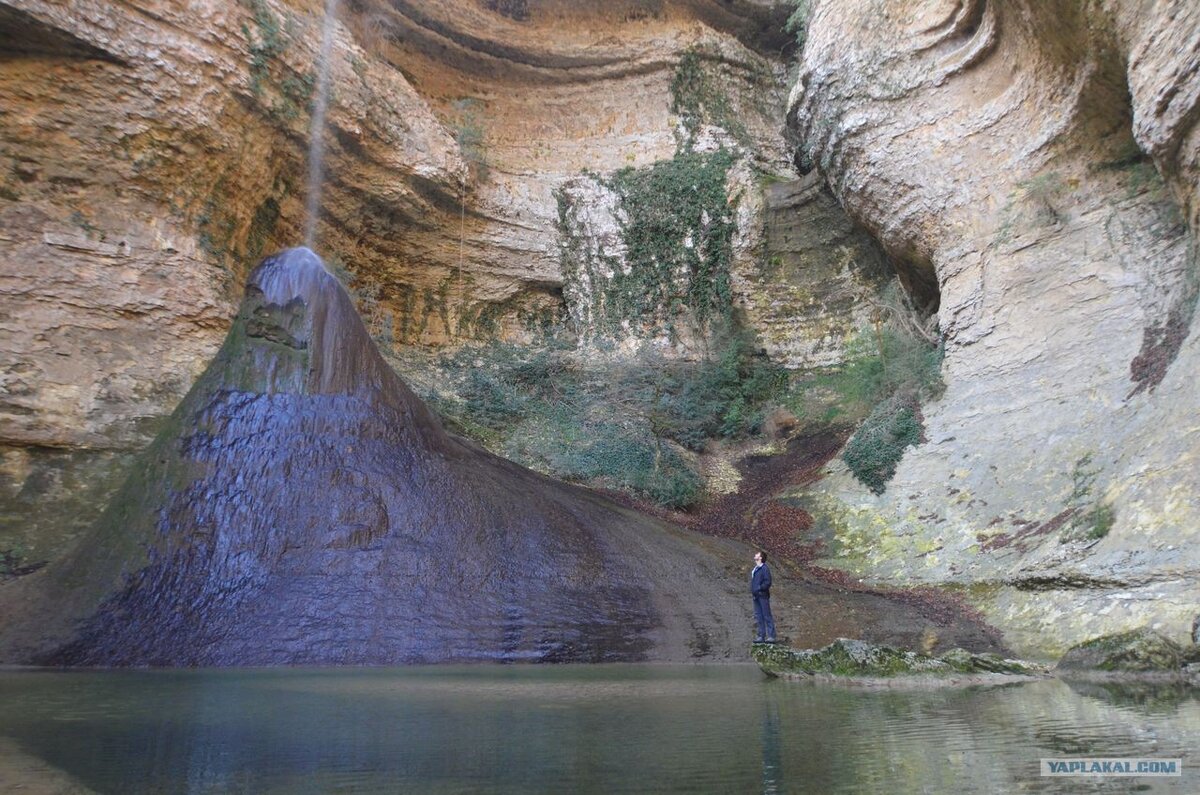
[0,0,796,453]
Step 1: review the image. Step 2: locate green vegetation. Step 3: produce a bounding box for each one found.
[816,307,944,494]
[197,193,237,269]
[0,543,27,577]
[1018,171,1070,226]
[242,0,285,98]
[608,148,737,328]
[371,272,942,506]
[995,170,1073,244]
[842,394,923,495]
[752,637,1045,678]
[785,0,812,49]
[669,49,748,144]
[390,327,788,509]
[240,0,315,123]
[275,72,317,121]
[1058,628,1183,673]
[449,97,488,182]
[1061,452,1115,542]
[557,148,737,341]
[1103,146,1186,230]
[798,321,943,423]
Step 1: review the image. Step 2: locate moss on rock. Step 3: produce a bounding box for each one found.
[1056,628,1185,674]
[752,637,1046,680]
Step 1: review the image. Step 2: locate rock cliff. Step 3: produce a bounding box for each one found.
[0,0,800,453]
[2,0,835,558]
[2,0,1197,660]
[790,0,1200,656]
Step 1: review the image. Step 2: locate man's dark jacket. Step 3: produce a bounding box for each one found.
[751,563,772,597]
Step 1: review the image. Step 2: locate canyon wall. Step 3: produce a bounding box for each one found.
[1,0,838,559]
[5,0,1197,662]
[1,0,890,450]
[790,0,1200,657]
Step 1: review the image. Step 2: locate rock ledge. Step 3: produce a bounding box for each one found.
[752,638,1048,686]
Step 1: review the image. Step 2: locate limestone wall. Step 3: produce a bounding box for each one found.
[790,0,1200,656]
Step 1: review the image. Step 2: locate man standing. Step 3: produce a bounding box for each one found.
[751,550,776,643]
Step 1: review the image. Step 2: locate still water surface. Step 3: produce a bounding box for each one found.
[1,664,1198,793]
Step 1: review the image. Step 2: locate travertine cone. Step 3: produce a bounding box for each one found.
[0,248,753,665]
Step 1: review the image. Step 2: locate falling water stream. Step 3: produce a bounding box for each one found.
[303,0,340,249]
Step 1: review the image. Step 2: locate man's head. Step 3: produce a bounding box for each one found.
[754,551,765,566]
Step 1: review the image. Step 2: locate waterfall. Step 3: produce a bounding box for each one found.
[304,0,340,249]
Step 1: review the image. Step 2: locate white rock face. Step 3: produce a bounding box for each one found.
[791,0,1200,656]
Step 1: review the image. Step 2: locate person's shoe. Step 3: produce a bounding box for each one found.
[765,637,777,643]
[754,637,765,643]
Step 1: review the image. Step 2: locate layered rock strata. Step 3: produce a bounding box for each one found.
[1,0,824,560]
[790,0,1200,656]
[0,0,800,454]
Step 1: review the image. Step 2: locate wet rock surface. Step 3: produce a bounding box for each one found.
[608,431,1011,656]
[1056,628,1189,675]
[752,637,1047,682]
[0,249,766,666]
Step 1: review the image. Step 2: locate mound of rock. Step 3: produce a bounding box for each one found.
[1056,628,1189,675]
[0,248,759,666]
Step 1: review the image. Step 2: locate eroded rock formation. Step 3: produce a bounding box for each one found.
[0,0,462,452]
[0,248,760,665]
[4,0,845,557]
[0,0,800,453]
[791,0,1200,656]
[4,0,1196,662]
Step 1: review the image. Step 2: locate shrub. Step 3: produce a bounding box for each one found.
[833,311,944,493]
[524,421,702,509]
[807,323,943,425]
[460,369,527,431]
[581,324,788,452]
[786,0,811,49]
[841,395,923,495]
[388,326,783,509]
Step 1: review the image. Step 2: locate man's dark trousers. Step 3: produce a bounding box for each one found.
[753,594,776,641]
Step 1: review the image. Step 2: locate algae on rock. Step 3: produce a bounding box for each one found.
[1057,628,1186,674]
[752,637,1047,680]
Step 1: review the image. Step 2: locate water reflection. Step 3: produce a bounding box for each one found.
[0,666,1197,793]
[1066,678,1200,715]
[761,689,782,794]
